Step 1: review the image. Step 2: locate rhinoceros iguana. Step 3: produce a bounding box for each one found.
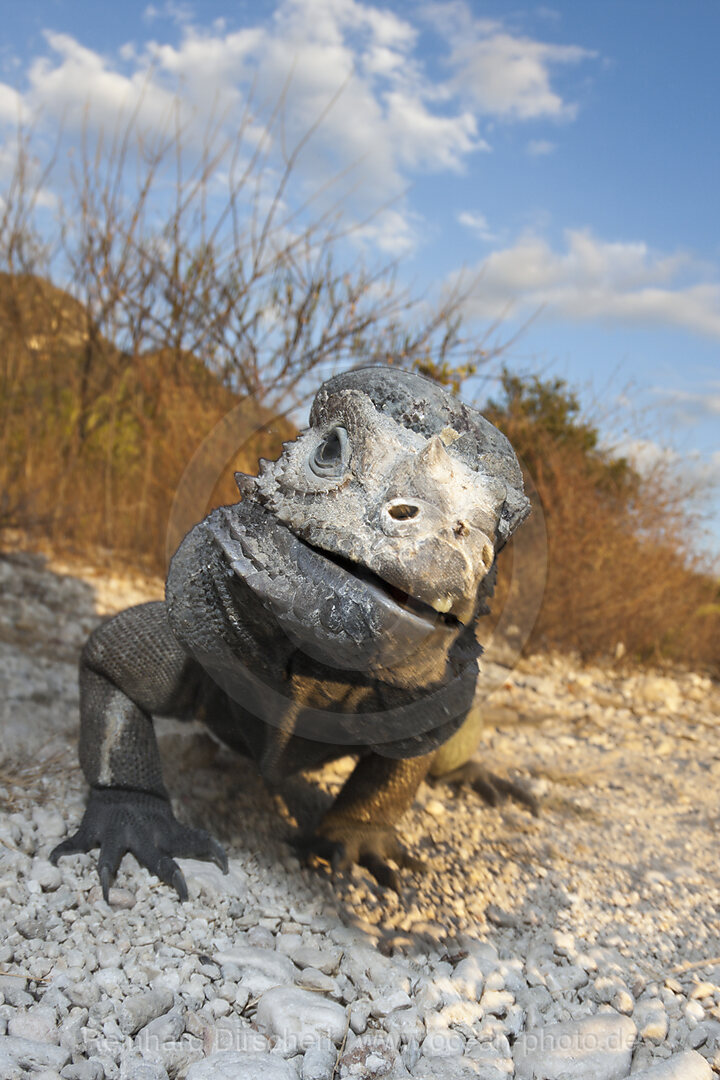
[52,365,534,899]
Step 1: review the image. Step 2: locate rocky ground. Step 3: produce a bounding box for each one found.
[0,545,719,1080]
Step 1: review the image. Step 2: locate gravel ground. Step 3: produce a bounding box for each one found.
[0,547,719,1080]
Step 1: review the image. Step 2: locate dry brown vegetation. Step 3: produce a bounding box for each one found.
[0,111,717,671]
[486,370,720,671]
[0,110,483,567]
[0,270,298,561]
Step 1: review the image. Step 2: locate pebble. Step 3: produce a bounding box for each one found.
[204,1014,269,1056]
[613,989,634,1015]
[421,1024,465,1058]
[547,965,589,992]
[348,1001,370,1035]
[64,983,101,1009]
[31,809,67,839]
[451,955,485,998]
[117,989,174,1036]
[301,1042,336,1080]
[255,987,347,1047]
[480,988,514,1016]
[370,988,413,1017]
[296,968,338,994]
[2,552,720,1080]
[97,944,123,969]
[0,982,33,1008]
[119,1060,170,1080]
[61,1063,104,1080]
[291,947,343,975]
[135,1008,185,1051]
[513,1013,637,1080]
[186,1052,299,1079]
[629,1049,713,1079]
[414,1054,487,1078]
[684,999,706,1024]
[214,947,298,995]
[690,1018,720,1049]
[178,859,249,901]
[0,1035,70,1071]
[29,860,63,891]
[7,1004,58,1043]
[635,999,669,1042]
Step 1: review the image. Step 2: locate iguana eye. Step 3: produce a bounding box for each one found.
[310,426,349,478]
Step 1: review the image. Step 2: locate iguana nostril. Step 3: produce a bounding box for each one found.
[387,502,420,521]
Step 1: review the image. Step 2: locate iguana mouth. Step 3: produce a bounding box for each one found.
[299,538,463,629]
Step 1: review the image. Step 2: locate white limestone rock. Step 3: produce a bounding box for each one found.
[256,986,347,1047]
[513,1012,637,1080]
[629,1049,712,1080]
[186,1052,299,1080]
[117,989,174,1037]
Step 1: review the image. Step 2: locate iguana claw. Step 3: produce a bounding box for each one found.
[50,787,228,901]
[294,826,426,893]
[437,761,540,816]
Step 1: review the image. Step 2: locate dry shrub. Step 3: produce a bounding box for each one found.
[487,371,720,671]
[2,109,715,667]
[0,272,295,568]
[0,104,483,570]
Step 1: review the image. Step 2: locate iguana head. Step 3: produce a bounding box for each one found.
[237,366,529,672]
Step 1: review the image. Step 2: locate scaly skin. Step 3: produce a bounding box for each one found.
[52,365,532,900]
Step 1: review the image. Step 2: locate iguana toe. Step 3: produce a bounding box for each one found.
[50,787,228,900]
[438,761,540,816]
[296,824,425,893]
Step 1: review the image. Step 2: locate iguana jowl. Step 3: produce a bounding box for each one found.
[52,366,532,899]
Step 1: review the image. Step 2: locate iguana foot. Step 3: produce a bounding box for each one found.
[437,762,539,816]
[50,788,228,901]
[294,824,426,893]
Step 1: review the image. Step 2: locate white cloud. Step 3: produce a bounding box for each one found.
[0,82,29,123]
[527,138,556,156]
[611,436,679,473]
[424,1,596,120]
[354,206,421,255]
[5,1,486,241]
[383,90,481,170]
[611,438,720,494]
[0,0,596,255]
[143,2,194,25]
[451,33,592,120]
[457,210,495,241]
[651,386,720,424]
[27,31,180,135]
[703,450,720,485]
[459,229,720,339]
[0,141,56,210]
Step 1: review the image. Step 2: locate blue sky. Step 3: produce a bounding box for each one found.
[2,0,719,550]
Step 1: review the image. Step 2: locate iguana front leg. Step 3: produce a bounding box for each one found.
[300,752,433,891]
[51,602,227,900]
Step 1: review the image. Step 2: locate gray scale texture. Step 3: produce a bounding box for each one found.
[51,364,531,898]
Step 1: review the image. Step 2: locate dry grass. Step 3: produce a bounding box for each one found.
[1,109,716,669]
[0,104,481,570]
[488,382,720,672]
[0,272,294,568]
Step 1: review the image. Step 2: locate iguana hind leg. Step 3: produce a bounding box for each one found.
[51,601,227,900]
[428,707,539,815]
[435,760,539,816]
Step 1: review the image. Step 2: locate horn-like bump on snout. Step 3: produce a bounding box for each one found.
[417,434,453,473]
